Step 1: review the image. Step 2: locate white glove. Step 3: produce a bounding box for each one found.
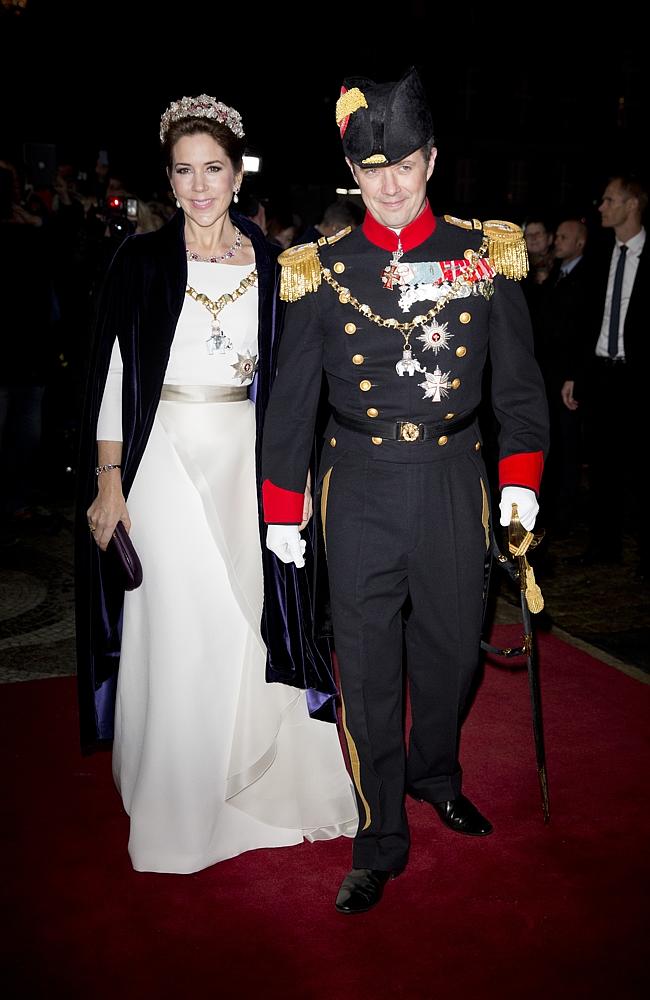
[499,486,539,532]
[266,525,306,568]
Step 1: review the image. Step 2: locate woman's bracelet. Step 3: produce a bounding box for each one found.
[95,463,122,476]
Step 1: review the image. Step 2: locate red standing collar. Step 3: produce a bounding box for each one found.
[362,200,436,252]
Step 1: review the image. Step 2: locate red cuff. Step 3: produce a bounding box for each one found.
[498,451,544,494]
[262,479,304,523]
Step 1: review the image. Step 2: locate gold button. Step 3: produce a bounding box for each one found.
[464,249,474,260]
[474,441,481,451]
[451,378,461,389]
[437,435,448,446]
[367,407,379,418]
[371,436,383,445]
[352,354,364,365]
[339,292,350,304]
[456,346,467,357]
[359,380,372,391]
[333,261,345,274]
[459,311,471,324]
[444,412,455,420]
[345,322,357,335]
[330,437,337,447]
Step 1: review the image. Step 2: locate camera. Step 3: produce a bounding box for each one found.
[101,195,138,238]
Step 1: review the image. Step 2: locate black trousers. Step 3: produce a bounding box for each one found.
[584,358,646,565]
[322,439,490,871]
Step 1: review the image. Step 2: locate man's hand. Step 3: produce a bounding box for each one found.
[499,486,539,532]
[266,525,306,568]
[561,379,579,411]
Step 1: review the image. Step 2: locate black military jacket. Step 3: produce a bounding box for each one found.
[262,205,548,522]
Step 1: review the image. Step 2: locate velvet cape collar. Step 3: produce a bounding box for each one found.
[75,209,336,751]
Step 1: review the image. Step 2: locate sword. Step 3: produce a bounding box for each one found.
[481,503,550,823]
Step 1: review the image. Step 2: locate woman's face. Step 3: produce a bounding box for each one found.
[169,132,241,229]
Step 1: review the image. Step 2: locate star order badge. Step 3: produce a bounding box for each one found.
[417,320,453,355]
[230,351,258,383]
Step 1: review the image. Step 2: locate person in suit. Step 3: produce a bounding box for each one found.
[535,218,589,533]
[561,176,648,573]
[261,68,549,913]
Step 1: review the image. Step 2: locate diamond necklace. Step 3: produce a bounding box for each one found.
[186,226,242,263]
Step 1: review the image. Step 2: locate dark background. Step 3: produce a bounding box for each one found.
[1,0,647,226]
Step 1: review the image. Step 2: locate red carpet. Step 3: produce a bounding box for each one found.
[2,628,648,999]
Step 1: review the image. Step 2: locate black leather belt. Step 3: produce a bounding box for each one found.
[595,356,626,366]
[332,408,477,442]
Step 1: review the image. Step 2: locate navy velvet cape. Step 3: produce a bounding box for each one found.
[75,209,336,752]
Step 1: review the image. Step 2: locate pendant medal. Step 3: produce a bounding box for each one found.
[395,348,424,377]
[381,239,404,290]
[206,319,233,355]
[419,365,452,402]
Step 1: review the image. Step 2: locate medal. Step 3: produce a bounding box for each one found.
[416,320,453,355]
[381,239,404,289]
[207,320,233,355]
[395,348,424,377]
[230,351,258,383]
[419,366,452,402]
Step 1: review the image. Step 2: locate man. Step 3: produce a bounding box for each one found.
[561,176,648,573]
[523,217,555,286]
[261,68,549,913]
[534,218,589,533]
[296,199,364,246]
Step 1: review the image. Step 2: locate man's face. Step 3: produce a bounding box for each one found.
[554,222,583,262]
[599,180,635,229]
[348,146,436,230]
[525,223,553,256]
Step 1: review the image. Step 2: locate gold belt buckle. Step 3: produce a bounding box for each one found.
[399,421,421,442]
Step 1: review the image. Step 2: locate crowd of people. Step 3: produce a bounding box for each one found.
[521,178,647,577]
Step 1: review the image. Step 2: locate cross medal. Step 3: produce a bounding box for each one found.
[382,239,404,289]
[206,319,232,355]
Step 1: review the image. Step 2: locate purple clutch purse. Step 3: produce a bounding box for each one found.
[108,522,143,590]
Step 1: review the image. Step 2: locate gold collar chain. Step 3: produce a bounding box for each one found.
[185,269,258,319]
[321,238,489,349]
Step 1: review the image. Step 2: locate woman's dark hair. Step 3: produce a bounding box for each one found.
[162,119,245,174]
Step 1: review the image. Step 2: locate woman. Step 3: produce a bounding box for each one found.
[76,95,356,874]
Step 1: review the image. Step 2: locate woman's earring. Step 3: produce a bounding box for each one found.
[233,188,239,204]
[172,190,180,208]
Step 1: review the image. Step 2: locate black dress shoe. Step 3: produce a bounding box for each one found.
[335,868,400,914]
[409,791,493,836]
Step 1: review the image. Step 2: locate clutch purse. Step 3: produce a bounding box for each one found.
[108,521,143,590]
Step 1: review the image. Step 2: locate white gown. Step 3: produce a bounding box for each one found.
[98,259,357,874]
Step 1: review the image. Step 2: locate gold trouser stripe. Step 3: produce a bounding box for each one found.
[320,464,371,831]
[341,694,371,831]
[480,478,490,550]
[320,466,333,553]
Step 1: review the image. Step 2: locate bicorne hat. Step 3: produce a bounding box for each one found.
[336,66,433,167]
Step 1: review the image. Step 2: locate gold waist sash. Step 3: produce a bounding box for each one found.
[160,384,249,403]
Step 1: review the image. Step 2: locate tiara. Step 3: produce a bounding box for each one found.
[159,94,245,143]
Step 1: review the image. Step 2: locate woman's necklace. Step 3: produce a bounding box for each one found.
[185,269,258,355]
[185,226,242,263]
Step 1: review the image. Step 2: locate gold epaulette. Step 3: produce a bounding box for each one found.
[482,220,528,280]
[444,215,483,231]
[279,226,352,302]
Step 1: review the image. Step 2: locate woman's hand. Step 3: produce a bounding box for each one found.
[87,473,130,552]
[299,470,313,531]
